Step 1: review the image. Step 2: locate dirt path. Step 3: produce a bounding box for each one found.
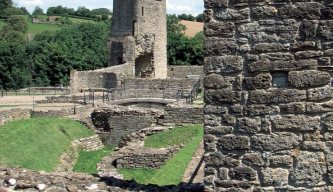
[182,140,205,184]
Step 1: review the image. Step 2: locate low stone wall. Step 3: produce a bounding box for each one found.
[37,95,85,104]
[91,106,163,145]
[70,63,133,94]
[116,146,181,169]
[33,105,92,117]
[0,108,31,126]
[168,65,204,79]
[73,135,104,152]
[160,104,204,125]
[123,78,198,90]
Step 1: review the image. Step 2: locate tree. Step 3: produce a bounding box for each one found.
[75,6,92,18]
[32,6,44,16]
[20,7,29,15]
[91,8,111,16]
[0,0,13,18]
[2,16,28,34]
[196,14,203,22]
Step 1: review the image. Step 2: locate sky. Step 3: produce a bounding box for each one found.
[13,0,204,16]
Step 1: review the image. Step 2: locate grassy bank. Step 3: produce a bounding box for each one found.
[0,117,95,171]
[119,125,203,186]
[73,145,114,174]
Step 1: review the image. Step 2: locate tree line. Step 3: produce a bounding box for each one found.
[0,0,203,90]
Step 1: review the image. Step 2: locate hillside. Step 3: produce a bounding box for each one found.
[180,20,203,37]
[0,15,97,36]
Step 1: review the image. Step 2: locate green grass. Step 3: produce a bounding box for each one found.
[73,145,114,174]
[119,125,203,186]
[144,125,202,148]
[0,117,95,171]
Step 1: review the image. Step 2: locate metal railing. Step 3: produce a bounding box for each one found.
[185,79,201,105]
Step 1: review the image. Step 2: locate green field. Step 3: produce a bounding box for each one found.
[0,117,95,171]
[0,15,96,36]
[119,125,203,186]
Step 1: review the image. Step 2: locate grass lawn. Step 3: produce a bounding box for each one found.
[0,117,95,171]
[73,145,114,174]
[119,125,203,186]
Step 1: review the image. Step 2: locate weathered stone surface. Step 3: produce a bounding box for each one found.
[204,74,233,89]
[268,155,293,168]
[229,166,257,181]
[248,89,306,104]
[301,141,327,151]
[219,168,229,180]
[244,105,279,116]
[307,102,333,113]
[204,105,228,114]
[321,113,333,131]
[290,152,326,187]
[251,133,302,151]
[270,115,320,132]
[318,21,333,40]
[205,89,242,104]
[205,22,235,37]
[236,117,261,133]
[295,51,322,59]
[300,20,319,40]
[260,168,289,187]
[204,0,229,8]
[252,43,289,53]
[251,6,277,18]
[214,8,250,22]
[243,153,264,166]
[205,37,238,55]
[248,60,317,72]
[288,70,331,88]
[244,73,271,90]
[219,135,250,150]
[205,126,234,134]
[279,2,324,20]
[205,152,240,167]
[260,53,294,61]
[204,56,243,74]
[279,103,306,114]
[307,85,333,101]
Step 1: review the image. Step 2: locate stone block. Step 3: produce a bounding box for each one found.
[300,20,319,40]
[268,155,293,168]
[205,126,234,134]
[229,166,257,181]
[321,113,333,131]
[260,168,289,187]
[205,89,242,105]
[204,105,228,114]
[219,168,229,180]
[205,22,235,37]
[244,105,280,116]
[204,55,243,74]
[214,8,250,22]
[248,89,306,104]
[252,43,289,53]
[244,73,271,90]
[279,2,324,20]
[318,21,333,40]
[307,102,333,114]
[307,85,333,101]
[301,141,327,151]
[270,115,320,132]
[279,102,306,114]
[290,151,326,187]
[251,6,277,18]
[251,133,302,151]
[288,70,331,88]
[219,135,250,150]
[248,60,317,72]
[204,0,229,8]
[295,51,323,59]
[243,153,264,166]
[260,52,294,61]
[205,37,238,56]
[205,152,240,167]
[204,74,233,89]
[236,117,261,134]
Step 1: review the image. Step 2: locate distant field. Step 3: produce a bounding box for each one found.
[180,20,203,38]
[0,15,96,36]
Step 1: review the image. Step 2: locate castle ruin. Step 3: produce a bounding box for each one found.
[109,0,167,79]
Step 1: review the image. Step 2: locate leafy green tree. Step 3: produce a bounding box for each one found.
[91,8,111,16]
[167,15,203,66]
[20,7,29,15]
[32,6,44,16]
[75,6,92,18]
[196,14,203,22]
[0,0,13,18]
[2,16,28,34]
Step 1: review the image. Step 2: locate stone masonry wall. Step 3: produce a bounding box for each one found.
[0,108,31,126]
[204,1,333,191]
[160,104,204,125]
[167,65,204,79]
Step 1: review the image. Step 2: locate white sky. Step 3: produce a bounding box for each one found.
[13,0,204,16]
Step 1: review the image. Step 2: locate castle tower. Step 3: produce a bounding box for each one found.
[109,0,167,79]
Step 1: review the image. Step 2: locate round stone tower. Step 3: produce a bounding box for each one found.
[110,0,167,79]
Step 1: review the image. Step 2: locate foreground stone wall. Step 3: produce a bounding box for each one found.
[0,109,31,126]
[160,104,204,125]
[204,1,333,191]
